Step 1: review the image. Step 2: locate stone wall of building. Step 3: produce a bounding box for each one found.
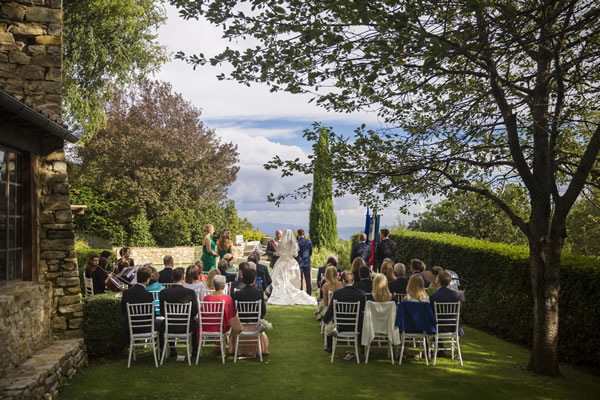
[0,282,52,378]
[113,245,249,266]
[0,0,62,122]
[39,149,81,339]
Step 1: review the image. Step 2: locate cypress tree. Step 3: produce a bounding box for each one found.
[309,126,337,249]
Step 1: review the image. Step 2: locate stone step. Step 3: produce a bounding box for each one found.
[0,339,87,400]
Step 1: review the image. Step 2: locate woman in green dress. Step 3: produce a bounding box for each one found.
[201,224,218,272]
[217,228,234,261]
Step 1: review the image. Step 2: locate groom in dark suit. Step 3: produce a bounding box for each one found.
[296,229,313,295]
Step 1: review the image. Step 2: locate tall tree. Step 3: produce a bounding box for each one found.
[172,0,600,375]
[64,0,168,138]
[410,185,529,246]
[71,80,239,243]
[308,125,337,248]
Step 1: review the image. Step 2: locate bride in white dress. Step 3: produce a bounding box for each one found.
[267,229,317,306]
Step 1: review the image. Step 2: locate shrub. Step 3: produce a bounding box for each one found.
[311,239,352,270]
[82,293,127,356]
[390,230,600,370]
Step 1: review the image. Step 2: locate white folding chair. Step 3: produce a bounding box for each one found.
[363,301,399,364]
[331,300,361,363]
[149,290,161,315]
[196,301,226,364]
[398,302,435,366]
[224,282,232,296]
[126,302,160,368]
[234,300,264,363]
[430,302,463,366]
[320,289,335,346]
[83,276,94,297]
[160,302,192,365]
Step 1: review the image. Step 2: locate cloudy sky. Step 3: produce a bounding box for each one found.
[154,5,425,231]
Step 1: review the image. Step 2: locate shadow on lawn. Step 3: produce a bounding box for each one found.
[60,305,599,400]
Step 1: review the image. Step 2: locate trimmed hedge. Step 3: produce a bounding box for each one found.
[82,293,127,357]
[390,230,600,370]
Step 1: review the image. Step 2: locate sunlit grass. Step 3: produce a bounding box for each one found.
[60,305,599,400]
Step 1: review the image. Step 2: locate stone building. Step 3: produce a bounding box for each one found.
[0,1,87,397]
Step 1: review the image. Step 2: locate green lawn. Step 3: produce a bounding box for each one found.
[60,305,599,400]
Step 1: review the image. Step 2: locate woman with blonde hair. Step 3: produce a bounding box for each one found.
[372,273,392,302]
[216,228,234,261]
[321,265,343,307]
[201,224,218,272]
[381,261,395,282]
[206,268,221,290]
[404,274,429,302]
[351,257,366,283]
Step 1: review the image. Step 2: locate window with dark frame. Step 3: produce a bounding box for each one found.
[0,147,23,284]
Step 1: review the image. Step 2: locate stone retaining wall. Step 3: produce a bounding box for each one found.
[0,282,52,378]
[0,338,87,400]
[114,245,246,266]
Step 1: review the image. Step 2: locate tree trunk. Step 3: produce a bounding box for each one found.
[527,231,562,376]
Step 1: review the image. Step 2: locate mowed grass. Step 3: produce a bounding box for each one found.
[60,305,599,400]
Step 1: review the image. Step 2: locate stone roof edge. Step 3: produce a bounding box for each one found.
[0,88,78,144]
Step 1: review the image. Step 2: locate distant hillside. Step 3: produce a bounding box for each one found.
[252,221,362,240]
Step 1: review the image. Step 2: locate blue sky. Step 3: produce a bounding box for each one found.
[154,5,426,229]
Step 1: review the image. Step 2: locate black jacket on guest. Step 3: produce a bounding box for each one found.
[159,284,198,333]
[354,278,373,294]
[374,238,396,272]
[323,285,366,333]
[121,283,154,334]
[351,241,372,266]
[256,263,272,288]
[158,267,173,284]
[388,277,408,295]
[232,285,267,321]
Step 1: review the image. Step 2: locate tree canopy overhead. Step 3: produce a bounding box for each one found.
[171,0,600,375]
[64,0,168,138]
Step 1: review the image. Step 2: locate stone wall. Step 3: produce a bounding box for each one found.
[0,338,87,400]
[0,282,52,378]
[114,245,246,266]
[39,149,81,339]
[0,0,62,122]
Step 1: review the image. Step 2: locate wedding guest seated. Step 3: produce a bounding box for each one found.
[429,271,459,310]
[121,267,160,346]
[404,274,429,302]
[409,258,431,288]
[354,266,373,293]
[246,261,264,289]
[381,260,395,282]
[323,271,366,355]
[351,257,366,283]
[159,267,199,357]
[194,260,207,282]
[248,251,272,289]
[183,264,206,301]
[231,269,270,357]
[389,263,408,296]
[84,254,111,295]
[321,265,344,307]
[317,255,340,288]
[100,251,113,270]
[145,266,164,314]
[206,268,221,291]
[231,261,250,292]
[158,255,175,284]
[372,273,392,302]
[217,259,237,283]
[202,275,236,334]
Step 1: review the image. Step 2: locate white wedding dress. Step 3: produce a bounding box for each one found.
[267,230,317,306]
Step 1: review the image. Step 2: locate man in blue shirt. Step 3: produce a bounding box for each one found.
[296,229,313,295]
